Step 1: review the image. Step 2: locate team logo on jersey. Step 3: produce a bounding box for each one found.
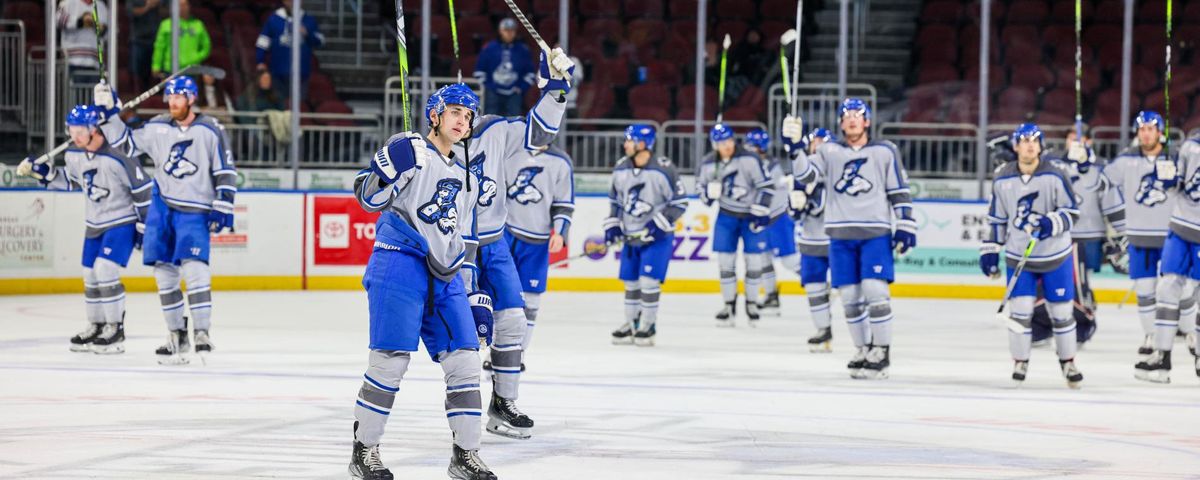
[81,169,110,202]
[805,183,826,216]
[721,172,748,200]
[1135,173,1170,206]
[834,158,873,195]
[507,166,545,204]
[1012,191,1045,234]
[624,183,654,217]
[418,178,463,235]
[164,140,200,178]
[1185,168,1200,202]
[469,153,498,207]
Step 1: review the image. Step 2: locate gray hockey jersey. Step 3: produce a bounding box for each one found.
[1169,138,1200,243]
[766,157,792,219]
[1103,148,1177,248]
[1046,154,1126,239]
[46,141,152,238]
[101,113,237,213]
[607,156,688,239]
[695,147,774,217]
[503,144,575,244]
[470,94,567,244]
[797,160,830,257]
[793,140,913,240]
[355,136,478,282]
[986,161,1080,273]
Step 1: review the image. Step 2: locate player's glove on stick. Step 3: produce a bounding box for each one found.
[372,133,429,184]
[603,217,623,245]
[469,291,494,346]
[537,47,575,94]
[781,115,804,155]
[1155,159,1180,189]
[893,219,917,256]
[979,242,1001,278]
[93,82,122,121]
[17,156,56,183]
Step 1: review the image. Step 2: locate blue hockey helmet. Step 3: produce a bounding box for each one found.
[1133,110,1165,132]
[744,128,770,151]
[710,123,735,145]
[1010,122,1044,149]
[625,123,656,150]
[163,75,199,99]
[426,83,480,124]
[802,127,835,151]
[838,98,871,120]
[65,104,101,129]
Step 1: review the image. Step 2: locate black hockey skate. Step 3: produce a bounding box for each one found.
[1012,360,1029,384]
[715,301,736,328]
[1059,359,1084,389]
[349,421,393,480]
[482,360,526,372]
[90,323,125,354]
[1138,335,1154,356]
[612,322,636,345]
[745,301,761,327]
[807,327,833,353]
[156,326,192,366]
[70,323,103,352]
[448,444,497,480]
[194,329,213,354]
[759,292,781,316]
[1134,349,1171,384]
[847,346,870,378]
[487,391,533,439]
[858,345,890,380]
[633,323,657,347]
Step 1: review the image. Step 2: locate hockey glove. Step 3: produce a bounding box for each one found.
[134,222,145,250]
[979,242,1002,279]
[643,212,672,242]
[603,217,623,245]
[749,215,770,233]
[372,133,429,184]
[1155,159,1180,189]
[1032,215,1057,240]
[1104,235,1129,274]
[780,115,805,155]
[537,48,576,94]
[788,188,808,212]
[892,220,918,256]
[20,157,56,184]
[93,81,122,120]
[468,291,494,347]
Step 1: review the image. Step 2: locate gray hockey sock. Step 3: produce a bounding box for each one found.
[182,260,212,331]
[354,350,410,447]
[490,308,526,400]
[761,254,778,295]
[154,263,186,330]
[624,281,641,324]
[718,253,738,303]
[638,276,661,331]
[83,267,103,324]
[520,292,541,351]
[804,282,832,329]
[1049,302,1078,360]
[92,258,125,324]
[441,349,483,450]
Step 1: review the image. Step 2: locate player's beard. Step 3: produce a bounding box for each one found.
[169,103,191,122]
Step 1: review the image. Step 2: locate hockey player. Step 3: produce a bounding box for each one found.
[697,124,775,327]
[742,128,796,316]
[1135,133,1200,382]
[18,105,151,355]
[607,123,688,345]
[347,83,502,480]
[781,98,917,379]
[468,48,572,441]
[502,143,575,352]
[981,123,1084,388]
[792,128,837,353]
[95,76,234,364]
[1102,111,1178,356]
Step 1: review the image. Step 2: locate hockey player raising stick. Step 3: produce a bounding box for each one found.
[607,124,688,345]
[781,99,916,379]
[95,76,235,365]
[790,128,837,353]
[981,123,1084,388]
[697,124,775,327]
[18,105,151,355]
[742,128,796,317]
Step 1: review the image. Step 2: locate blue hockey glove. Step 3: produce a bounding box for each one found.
[979,242,1001,278]
[780,115,805,155]
[1033,215,1055,240]
[468,291,494,346]
[93,81,122,121]
[372,133,429,184]
[537,47,576,94]
[22,157,57,184]
[603,217,623,245]
[892,219,917,256]
[1154,159,1180,189]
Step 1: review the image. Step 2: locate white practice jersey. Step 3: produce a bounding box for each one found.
[503,145,575,244]
[608,156,688,236]
[45,141,152,237]
[356,136,479,282]
[1103,148,1177,248]
[695,147,774,217]
[794,139,912,240]
[470,93,567,244]
[986,161,1080,273]
[102,113,237,213]
[1045,154,1126,240]
[1170,138,1200,243]
[57,0,109,68]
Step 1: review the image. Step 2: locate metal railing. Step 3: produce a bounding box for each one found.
[560,119,659,172]
[879,123,980,179]
[660,120,767,173]
[766,82,877,159]
[0,20,25,130]
[382,76,485,137]
[24,48,70,149]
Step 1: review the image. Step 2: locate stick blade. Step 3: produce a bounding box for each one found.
[780,29,798,45]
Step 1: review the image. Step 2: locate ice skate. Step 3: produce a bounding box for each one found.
[858,345,890,380]
[612,321,635,345]
[1186,333,1197,357]
[194,329,212,364]
[1138,334,1154,356]
[715,301,736,328]
[807,327,832,353]
[633,323,656,347]
[745,301,761,327]
[759,292,781,316]
[1060,359,1084,389]
[1134,349,1171,384]
[156,328,191,366]
[69,323,103,352]
[486,392,533,439]
[447,444,497,480]
[1012,360,1029,385]
[847,346,870,378]
[349,422,393,480]
[89,323,125,354]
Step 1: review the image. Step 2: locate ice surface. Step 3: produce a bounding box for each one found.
[1,291,1198,479]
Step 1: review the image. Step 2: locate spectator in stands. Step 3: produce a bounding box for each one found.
[473,18,535,116]
[150,0,210,80]
[56,0,109,84]
[256,0,325,99]
[236,70,286,122]
[128,0,163,91]
[731,28,771,87]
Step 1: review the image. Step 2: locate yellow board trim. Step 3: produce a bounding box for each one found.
[0,275,1132,303]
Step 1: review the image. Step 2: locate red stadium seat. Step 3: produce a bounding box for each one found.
[1093,88,1123,117]
[759,20,791,49]
[669,20,699,45]
[723,106,759,122]
[714,20,749,42]
[1139,0,1167,24]
[1082,24,1121,49]
[917,63,960,85]
[965,1,1007,23]
[578,0,620,17]
[1009,64,1056,91]
[1186,2,1200,22]
[921,0,962,23]
[632,105,671,124]
[628,19,667,49]
[1051,43,1093,67]
[759,0,794,20]
[1049,64,1101,96]
[1134,25,1166,47]
[488,0,531,15]
[964,66,1006,94]
[629,84,671,109]
[644,60,682,85]
[1131,65,1160,95]
[997,87,1038,112]
[735,84,765,109]
[1040,88,1076,115]
[1050,0,1094,22]
[1142,94,1169,116]
[307,72,339,108]
[1041,25,1074,50]
[921,43,957,64]
[1003,42,1043,66]
[669,0,699,19]
[1094,0,1123,22]
[676,84,717,112]
[715,0,755,21]
[221,8,256,26]
[991,105,1034,124]
[595,57,630,86]
[1006,0,1049,24]
[625,0,664,18]
[583,18,624,42]
[917,25,957,48]
[315,101,355,126]
[660,34,695,66]
[1095,41,1124,72]
[456,0,486,15]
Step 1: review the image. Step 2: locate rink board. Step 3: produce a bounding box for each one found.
[0,189,1133,299]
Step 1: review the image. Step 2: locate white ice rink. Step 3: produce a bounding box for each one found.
[1,291,1198,479]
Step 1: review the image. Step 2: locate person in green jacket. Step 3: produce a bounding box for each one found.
[150,0,209,79]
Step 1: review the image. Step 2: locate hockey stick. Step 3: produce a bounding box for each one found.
[997,238,1038,316]
[717,34,731,123]
[447,0,463,82]
[394,0,412,132]
[1073,0,1083,143]
[792,0,802,117]
[779,30,795,106]
[501,0,551,54]
[548,240,613,268]
[91,0,107,84]
[1164,0,1173,157]
[1117,283,1136,309]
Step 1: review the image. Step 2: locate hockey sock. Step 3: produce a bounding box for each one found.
[863,279,893,346]
[839,284,869,347]
[1007,296,1034,361]
[638,276,661,331]
[779,253,800,275]
[1155,274,1186,351]
[624,281,641,324]
[92,258,126,324]
[520,292,541,351]
[182,260,213,331]
[1049,301,1078,360]
[744,253,764,306]
[354,350,410,446]
[1136,277,1157,335]
[82,267,103,324]
[718,253,738,303]
[441,349,483,450]
[154,263,186,330]
[1177,281,1197,338]
[804,282,832,329]
[490,308,526,400]
[761,253,778,295]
